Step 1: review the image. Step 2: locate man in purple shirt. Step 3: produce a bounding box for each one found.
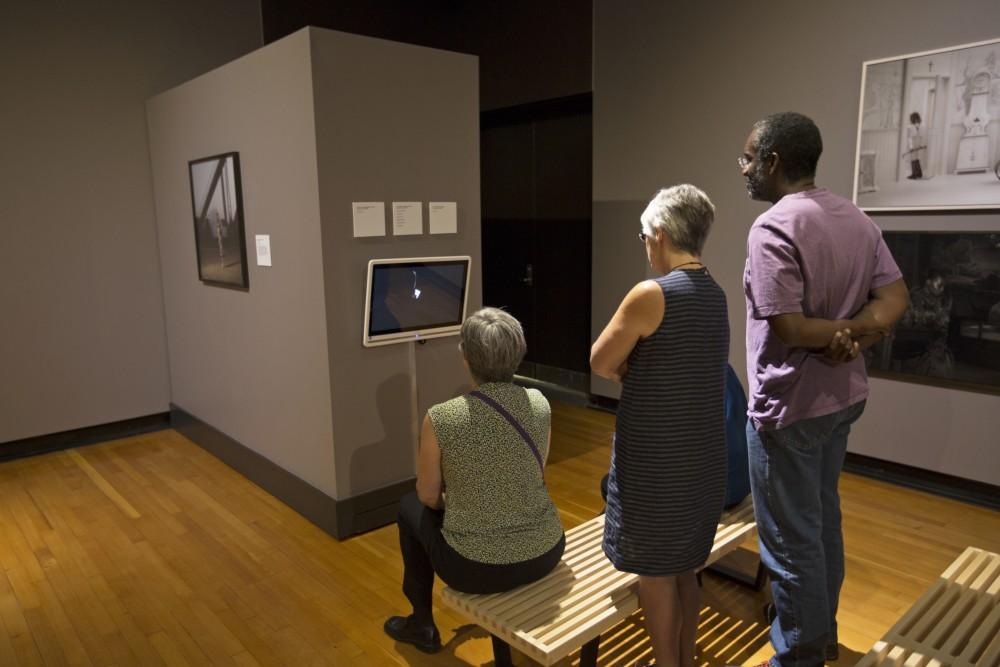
[739,112,909,667]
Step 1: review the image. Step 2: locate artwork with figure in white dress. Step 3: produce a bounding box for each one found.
[188,152,249,289]
[853,37,1000,211]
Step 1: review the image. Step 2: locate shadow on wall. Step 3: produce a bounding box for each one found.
[348,371,474,497]
[349,373,415,497]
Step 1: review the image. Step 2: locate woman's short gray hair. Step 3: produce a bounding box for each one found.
[460,307,526,383]
[639,184,715,255]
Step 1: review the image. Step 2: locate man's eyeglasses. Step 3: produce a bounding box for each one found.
[739,152,773,170]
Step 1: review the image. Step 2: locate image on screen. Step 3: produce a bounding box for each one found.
[367,260,468,339]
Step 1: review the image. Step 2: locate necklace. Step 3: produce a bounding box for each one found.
[668,260,704,273]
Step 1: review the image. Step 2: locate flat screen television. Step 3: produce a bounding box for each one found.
[363,256,471,347]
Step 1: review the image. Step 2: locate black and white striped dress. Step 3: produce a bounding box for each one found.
[603,268,730,576]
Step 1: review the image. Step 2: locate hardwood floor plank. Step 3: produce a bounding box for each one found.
[148,631,193,667]
[66,451,140,520]
[230,652,261,667]
[22,605,69,667]
[33,580,93,666]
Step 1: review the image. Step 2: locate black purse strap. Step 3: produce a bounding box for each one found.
[468,390,544,472]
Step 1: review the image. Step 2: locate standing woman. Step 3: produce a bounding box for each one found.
[591,184,729,667]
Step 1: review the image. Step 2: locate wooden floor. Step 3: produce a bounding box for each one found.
[0,402,997,666]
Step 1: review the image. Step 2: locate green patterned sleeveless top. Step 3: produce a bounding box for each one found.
[428,382,564,564]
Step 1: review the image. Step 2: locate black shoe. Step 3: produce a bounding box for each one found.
[383,615,442,653]
[826,641,839,661]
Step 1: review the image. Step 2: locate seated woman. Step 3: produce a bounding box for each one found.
[384,307,565,653]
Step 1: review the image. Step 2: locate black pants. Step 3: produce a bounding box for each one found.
[910,159,923,179]
[397,491,565,624]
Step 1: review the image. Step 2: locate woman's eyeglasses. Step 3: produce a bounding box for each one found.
[638,232,648,243]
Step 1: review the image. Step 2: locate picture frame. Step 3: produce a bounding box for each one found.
[864,231,1000,396]
[188,152,249,289]
[852,37,1000,212]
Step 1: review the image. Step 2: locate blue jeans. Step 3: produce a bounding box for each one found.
[747,401,865,667]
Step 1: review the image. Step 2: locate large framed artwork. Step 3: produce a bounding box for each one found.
[188,152,249,289]
[852,37,1000,212]
[864,231,1000,395]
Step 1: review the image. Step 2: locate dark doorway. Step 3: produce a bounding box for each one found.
[481,94,592,390]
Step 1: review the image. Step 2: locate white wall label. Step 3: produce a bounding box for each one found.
[392,202,423,236]
[429,202,457,234]
[352,202,386,238]
[255,234,272,266]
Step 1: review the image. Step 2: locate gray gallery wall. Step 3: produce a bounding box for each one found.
[593,0,1000,485]
[0,1,262,444]
[146,30,338,496]
[310,29,482,498]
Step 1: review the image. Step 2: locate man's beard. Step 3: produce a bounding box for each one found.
[745,163,770,201]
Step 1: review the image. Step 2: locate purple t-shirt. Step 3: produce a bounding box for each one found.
[743,188,901,431]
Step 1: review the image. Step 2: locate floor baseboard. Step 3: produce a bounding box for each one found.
[171,404,413,539]
[0,413,170,462]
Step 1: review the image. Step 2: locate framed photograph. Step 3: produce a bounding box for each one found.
[864,231,1000,395]
[852,37,1000,211]
[188,152,249,289]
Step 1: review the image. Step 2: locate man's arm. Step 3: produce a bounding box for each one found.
[852,278,910,343]
[768,313,857,349]
[770,279,909,352]
[822,278,911,361]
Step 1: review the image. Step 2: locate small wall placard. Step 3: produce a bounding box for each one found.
[392,202,423,235]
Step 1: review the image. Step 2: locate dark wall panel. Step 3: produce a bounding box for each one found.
[260,0,592,110]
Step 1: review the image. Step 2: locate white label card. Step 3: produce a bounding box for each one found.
[255,234,272,266]
[392,202,423,236]
[352,202,386,238]
[428,202,457,234]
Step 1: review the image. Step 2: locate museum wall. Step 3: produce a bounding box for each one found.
[593,0,1000,485]
[309,29,482,498]
[147,30,338,496]
[0,1,262,445]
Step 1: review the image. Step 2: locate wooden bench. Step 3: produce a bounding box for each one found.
[440,496,757,666]
[857,545,1000,667]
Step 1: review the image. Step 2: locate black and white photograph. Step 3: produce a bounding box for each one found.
[865,232,1000,393]
[853,37,1000,211]
[188,152,249,288]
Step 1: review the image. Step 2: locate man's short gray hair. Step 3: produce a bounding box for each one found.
[639,184,715,255]
[460,307,526,383]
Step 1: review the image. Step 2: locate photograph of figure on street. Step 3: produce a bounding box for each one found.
[188,152,249,288]
[854,37,1000,211]
[865,232,1000,393]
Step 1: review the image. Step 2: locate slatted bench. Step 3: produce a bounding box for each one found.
[440,496,757,667]
[856,545,1000,667]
